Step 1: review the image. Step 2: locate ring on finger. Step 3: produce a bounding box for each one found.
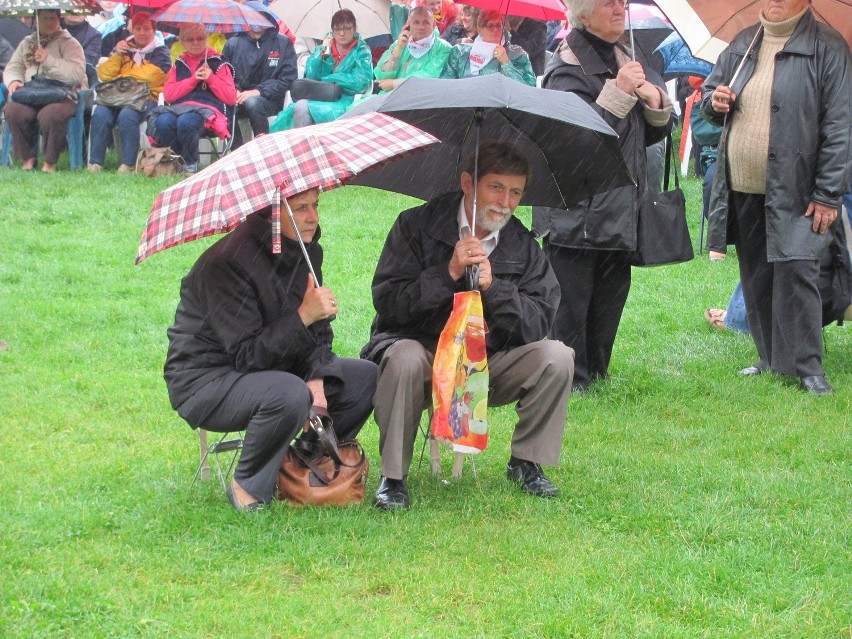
[331,300,337,307]
[466,249,472,257]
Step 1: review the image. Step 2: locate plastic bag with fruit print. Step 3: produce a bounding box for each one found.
[430,290,489,454]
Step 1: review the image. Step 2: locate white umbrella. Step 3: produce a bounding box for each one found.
[653,0,852,64]
[267,0,391,40]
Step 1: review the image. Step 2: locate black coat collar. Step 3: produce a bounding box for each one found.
[566,28,629,77]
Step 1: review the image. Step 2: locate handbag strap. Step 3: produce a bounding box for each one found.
[288,419,366,486]
[288,444,337,485]
[662,133,680,192]
[309,409,364,469]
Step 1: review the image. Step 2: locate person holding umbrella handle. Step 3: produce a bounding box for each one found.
[164,188,378,512]
[532,0,672,392]
[701,0,850,395]
[363,141,574,510]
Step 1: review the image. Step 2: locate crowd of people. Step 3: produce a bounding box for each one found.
[0,1,557,173]
[1,0,849,513]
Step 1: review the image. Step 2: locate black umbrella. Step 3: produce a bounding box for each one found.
[344,74,634,212]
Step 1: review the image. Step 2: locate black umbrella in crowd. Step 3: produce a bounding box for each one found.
[344,74,634,213]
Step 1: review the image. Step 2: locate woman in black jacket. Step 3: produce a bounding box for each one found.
[165,191,377,511]
[532,0,671,391]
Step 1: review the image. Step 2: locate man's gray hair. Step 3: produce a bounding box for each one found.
[566,0,598,29]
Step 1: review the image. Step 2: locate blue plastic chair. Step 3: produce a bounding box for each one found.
[1,87,94,169]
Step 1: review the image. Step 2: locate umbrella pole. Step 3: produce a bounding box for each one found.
[283,197,320,286]
[627,1,635,61]
[471,110,483,231]
[466,113,483,292]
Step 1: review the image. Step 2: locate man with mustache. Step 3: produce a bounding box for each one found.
[362,141,575,510]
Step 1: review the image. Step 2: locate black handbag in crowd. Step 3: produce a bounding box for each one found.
[289,78,342,102]
[632,134,695,267]
[95,76,149,111]
[10,74,76,106]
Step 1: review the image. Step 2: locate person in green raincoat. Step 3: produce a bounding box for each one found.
[270,9,372,130]
[373,6,451,93]
[440,9,535,86]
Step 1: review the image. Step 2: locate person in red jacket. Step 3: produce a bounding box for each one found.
[147,22,236,174]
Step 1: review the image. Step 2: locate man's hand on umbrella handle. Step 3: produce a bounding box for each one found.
[450,238,487,282]
[711,86,736,113]
[298,273,338,326]
[805,201,837,234]
[477,257,492,291]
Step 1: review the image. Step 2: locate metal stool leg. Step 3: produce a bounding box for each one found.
[192,429,243,490]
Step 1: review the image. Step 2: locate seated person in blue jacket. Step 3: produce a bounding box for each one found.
[222,2,296,149]
[270,9,372,131]
[164,188,378,512]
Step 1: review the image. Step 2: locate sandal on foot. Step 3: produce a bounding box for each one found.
[704,308,726,330]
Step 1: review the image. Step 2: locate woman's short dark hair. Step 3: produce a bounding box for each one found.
[464,141,531,186]
[331,9,356,31]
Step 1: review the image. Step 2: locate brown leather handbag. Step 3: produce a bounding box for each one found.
[277,409,369,506]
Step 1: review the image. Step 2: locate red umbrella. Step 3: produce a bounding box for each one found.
[653,0,852,63]
[136,112,439,264]
[461,0,566,22]
[127,0,178,13]
[149,0,271,33]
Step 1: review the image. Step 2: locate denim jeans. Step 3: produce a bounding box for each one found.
[724,281,750,334]
[152,110,205,165]
[231,94,278,149]
[89,100,154,166]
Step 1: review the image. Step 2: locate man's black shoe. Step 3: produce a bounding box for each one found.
[506,460,558,498]
[373,476,410,510]
[800,375,834,396]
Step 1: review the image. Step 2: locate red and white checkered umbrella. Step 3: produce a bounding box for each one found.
[136,112,438,263]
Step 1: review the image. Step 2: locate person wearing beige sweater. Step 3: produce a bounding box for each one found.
[2,9,87,172]
[702,0,851,396]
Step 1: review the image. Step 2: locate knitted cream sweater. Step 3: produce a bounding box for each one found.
[726,8,807,194]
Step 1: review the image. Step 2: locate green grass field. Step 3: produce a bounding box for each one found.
[0,165,849,638]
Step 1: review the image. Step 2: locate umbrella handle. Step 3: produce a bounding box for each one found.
[465,264,480,291]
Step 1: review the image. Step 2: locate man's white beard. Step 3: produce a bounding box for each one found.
[477,204,513,232]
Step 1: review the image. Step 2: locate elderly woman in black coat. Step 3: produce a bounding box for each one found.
[532,0,672,391]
